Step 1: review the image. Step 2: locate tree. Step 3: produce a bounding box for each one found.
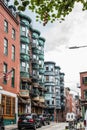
[14,0,87,25]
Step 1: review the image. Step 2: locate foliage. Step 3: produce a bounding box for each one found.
[14,0,87,25]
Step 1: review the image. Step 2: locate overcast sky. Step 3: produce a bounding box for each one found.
[10,1,87,94]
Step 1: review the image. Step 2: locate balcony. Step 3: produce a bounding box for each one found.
[39,54,44,60]
[19,90,29,98]
[32,64,39,70]
[52,93,56,98]
[31,59,39,64]
[32,96,39,101]
[20,36,29,44]
[32,49,39,54]
[20,72,29,79]
[39,69,44,74]
[39,96,45,103]
[20,54,29,61]
[32,43,38,48]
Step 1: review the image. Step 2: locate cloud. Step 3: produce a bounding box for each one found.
[42,2,87,52]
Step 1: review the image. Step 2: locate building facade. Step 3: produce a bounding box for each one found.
[18,13,46,115]
[80,71,87,119]
[0,0,20,125]
[44,61,65,122]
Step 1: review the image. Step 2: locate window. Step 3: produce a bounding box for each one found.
[6,96,11,114]
[52,100,54,105]
[4,20,8,32]
[4,38,8,55]
[84,91,87,99]
[46,66,49,71]
[82,77,87,84]
[2,95,15,116]
[21,44,26,53]
[11,69,15,87]
[12,45,15,60]
[3,63,7,84]
[47,100,49,105]
[56,92,59,96]
[12,28,15,40]
[21,62,26,71]
[46,76,49,81]
[51,87,54,92]
[22,26,26,36]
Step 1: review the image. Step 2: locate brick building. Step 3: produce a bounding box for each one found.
[80,71,87,118]
[0,0,20,125]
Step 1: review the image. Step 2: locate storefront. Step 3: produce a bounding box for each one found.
[0,89,18,125]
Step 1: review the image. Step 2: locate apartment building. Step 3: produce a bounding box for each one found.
[64,87,81,121]
[18,12,46,115]
[0,0,20,125]
[80,71,87,118]
[44,61,65,122]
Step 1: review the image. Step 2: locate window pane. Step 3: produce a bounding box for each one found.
[4,38,8,55]
[12,45,15,60]
[12,28,15,40]
[3,63,7,84]
[4,20,8,32]
[22,27,26,36]
[11,69,15,87]
[6,97,11,114]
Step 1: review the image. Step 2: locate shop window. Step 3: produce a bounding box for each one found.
[2,95,15,116]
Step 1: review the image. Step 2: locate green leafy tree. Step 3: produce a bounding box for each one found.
[14,0,87,25]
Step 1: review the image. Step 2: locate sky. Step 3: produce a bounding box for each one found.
[10,1,87,95]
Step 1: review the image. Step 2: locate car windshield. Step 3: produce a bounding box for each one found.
[26,115,32,119]
[39,115,43,118]
[19,114,32,119]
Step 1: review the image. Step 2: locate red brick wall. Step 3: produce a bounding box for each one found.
[80,72,87,99]
[0,3,20,94]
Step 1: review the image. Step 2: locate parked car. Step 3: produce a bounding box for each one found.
[0,116,5,130]
[38,114,50,126]
[18,113,42,130]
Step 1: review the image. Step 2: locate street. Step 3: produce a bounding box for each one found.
[5,122,68,130]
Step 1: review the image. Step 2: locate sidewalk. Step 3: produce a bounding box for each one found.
[5,124,17,130]
[5,122,57,130]
[5,122,67,130]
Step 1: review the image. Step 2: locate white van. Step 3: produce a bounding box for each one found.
[84,110,87,130]
[66,112,76,122]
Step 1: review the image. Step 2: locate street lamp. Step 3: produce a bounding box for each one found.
[69,45,87,49]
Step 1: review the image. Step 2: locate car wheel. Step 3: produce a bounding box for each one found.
[44,121,46,126]
[34,125,36,130]
[48,122,50,125]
